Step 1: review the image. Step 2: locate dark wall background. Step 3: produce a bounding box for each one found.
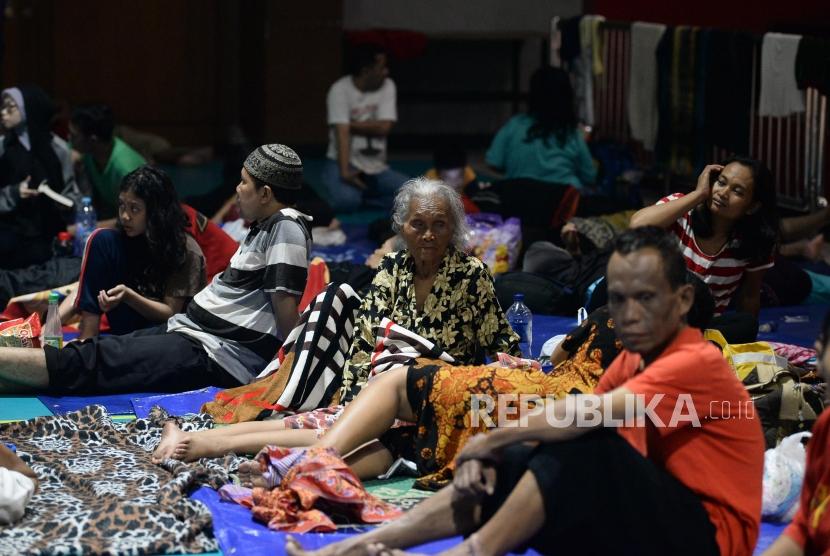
[586,0,830,34]
[3,0,827,152]
[2,0,343,147]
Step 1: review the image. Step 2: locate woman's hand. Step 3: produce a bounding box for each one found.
[97,284,132,312]
[694,164,724,202]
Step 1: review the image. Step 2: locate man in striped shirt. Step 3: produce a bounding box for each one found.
[0,144,312,395]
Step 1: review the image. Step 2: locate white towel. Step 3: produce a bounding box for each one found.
[627,22,666,151]
[759,33,805,117]
[0,468,35,525]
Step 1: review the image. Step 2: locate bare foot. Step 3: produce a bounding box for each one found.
[367,544,423,556]
[285,534,382,556]
[152,422,189,463]
[237,460,270,489]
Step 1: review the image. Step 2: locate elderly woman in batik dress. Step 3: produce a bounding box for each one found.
[153,178,524,465]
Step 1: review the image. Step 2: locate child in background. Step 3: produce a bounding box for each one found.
[0,444,37,525]
[72,165,206,339]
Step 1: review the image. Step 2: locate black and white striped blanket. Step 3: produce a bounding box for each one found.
[256,284,455,414]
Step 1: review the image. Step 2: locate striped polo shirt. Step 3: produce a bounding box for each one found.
[659,193,773,315]
[167,207,312,383]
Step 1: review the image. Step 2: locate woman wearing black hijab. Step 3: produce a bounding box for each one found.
[0,85,79,269]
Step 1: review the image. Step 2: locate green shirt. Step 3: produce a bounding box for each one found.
[485,114,596,189]
[82,137,146,218]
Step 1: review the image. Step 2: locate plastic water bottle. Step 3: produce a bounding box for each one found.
[42,291,63,349]
[506,293,533,359]
[73,196,97,257]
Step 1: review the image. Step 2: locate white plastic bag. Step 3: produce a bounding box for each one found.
[762,431,812,522]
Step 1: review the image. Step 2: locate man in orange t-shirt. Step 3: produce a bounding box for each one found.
[448,226,763,556]
[282,226,764,556]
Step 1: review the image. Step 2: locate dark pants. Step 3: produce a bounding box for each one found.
[0,256,81,308]
[44,325,242,395]
[0,229,53,270]
[480,429,719,556]
[710,311,759,344]
[76,229,153,335]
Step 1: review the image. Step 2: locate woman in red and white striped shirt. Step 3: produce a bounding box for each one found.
[630,157,779,318]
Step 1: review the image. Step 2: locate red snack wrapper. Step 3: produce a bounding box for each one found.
[0,313,42,348]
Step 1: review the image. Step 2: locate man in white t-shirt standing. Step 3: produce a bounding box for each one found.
[322,44,409,212]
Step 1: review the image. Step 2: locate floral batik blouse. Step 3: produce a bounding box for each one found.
[340,247,520,402]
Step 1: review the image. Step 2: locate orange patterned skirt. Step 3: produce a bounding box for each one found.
[381,362,603,491]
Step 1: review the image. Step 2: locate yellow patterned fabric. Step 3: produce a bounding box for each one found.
[394,363,598,490]
[547,306,622,395]
[383,307,623,490]
[340,248,519,403]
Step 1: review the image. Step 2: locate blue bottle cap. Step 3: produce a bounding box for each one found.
[513,293,524,301]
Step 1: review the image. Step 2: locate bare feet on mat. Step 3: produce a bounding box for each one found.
[152,421,190,463]
[285,534,385,556]
[367,544,424,556]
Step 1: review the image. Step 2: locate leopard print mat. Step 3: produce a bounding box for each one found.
[0,405,244,555]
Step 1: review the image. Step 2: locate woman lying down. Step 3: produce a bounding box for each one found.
[151,270,714,494]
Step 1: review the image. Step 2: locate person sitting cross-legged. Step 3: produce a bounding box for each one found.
[72,165,207,339]
[0,144,311,395]
[151,177,522,471]
[283,226,765,556]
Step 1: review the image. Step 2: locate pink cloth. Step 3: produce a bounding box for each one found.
[767,341,817,367]
[219,447,402,533]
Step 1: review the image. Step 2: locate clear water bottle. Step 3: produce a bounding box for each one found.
[506,293,533,359]
[74,196,97,257]
[42,291,63,349]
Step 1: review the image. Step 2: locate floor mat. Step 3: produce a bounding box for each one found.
[757,303,829,348]
[38,387,223,420]
[755,522,787,554]
[132,387,223,419]
[190,484,539,556]
[310,221,378,264]
[532,314,581,359]
[364,477,436,511]
[531,304,830,359]
[38,391,159,415]
[0,396,52,422]
[0,406,227,555]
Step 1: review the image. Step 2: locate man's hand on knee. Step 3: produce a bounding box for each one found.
[454,459,496,497]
